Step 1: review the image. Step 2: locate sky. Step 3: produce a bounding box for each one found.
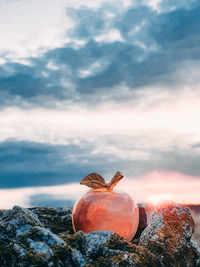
[0,0,200,208]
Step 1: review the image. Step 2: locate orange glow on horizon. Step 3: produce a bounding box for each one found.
[149,194,174,205]
[0,170,199,209]
[117,171,200,204]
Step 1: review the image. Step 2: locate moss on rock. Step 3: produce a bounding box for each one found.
[0,204,199,266]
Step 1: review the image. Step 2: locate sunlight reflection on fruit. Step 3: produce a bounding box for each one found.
[72,172,139,241]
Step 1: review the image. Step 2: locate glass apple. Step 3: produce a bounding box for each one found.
[72,172,139,241]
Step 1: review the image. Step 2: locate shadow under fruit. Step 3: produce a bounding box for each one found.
[72,172,139,241]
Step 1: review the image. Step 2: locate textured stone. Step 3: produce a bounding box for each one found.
[28,239,54,260]
[62,230,162,267]
[0,205,43,245]
[28,226,65,246]
[139,201,195,266]
[30,207,73,234]
[190,240,200,266]
[71,248,86,267]
[0,204,199,266]
[82,230,114,257]
[0,206,70,266]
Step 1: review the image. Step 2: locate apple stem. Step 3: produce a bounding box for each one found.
[107,172,124,191]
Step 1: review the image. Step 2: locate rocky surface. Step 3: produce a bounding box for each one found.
[30,207,73,234]
[139,201,197,266]
[0,202,199,266]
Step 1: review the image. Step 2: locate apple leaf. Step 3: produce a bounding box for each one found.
[80,173,106,189]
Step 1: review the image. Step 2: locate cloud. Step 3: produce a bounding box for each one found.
[0,1,200,107]
[0,0,73,61]
[0,182,84,208]
[0,0,135,62]
[0,140,97,188]
[0,86,199,188]
[0,170,199,209]
[1,87,200,146]
[0,134,200,189]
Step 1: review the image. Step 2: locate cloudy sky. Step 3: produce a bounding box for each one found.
[0,0,200,208]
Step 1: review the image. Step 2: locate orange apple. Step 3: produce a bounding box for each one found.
[72,172,139,241]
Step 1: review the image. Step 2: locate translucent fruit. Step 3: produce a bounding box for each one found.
[72,172,139,241]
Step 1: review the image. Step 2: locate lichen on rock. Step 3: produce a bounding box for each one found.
[30,207,73,234]
[0,202,199,266]
[0,206,71,266]
[139,200,196,266]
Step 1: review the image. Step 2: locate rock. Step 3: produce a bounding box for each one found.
[134,204,148,239]
[61,230,162,267]
[28,226,65,246]
[100,232,162,267]
[0,205,43,243]
[190,240,200,266]
[71,248,86,267]
[28,239,54,260]
[13,243,28,258]
[30,207,73,234]
[81,230,114,257]
[0,203,199,266]
[0,206,71,266]
[139,201,195,266]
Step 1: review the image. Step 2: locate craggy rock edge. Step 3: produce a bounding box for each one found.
[0,202,199,267]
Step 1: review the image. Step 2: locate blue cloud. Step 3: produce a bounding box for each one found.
[0,139,200,188]
[0,1,200,107]
[67,7,106,40]
[0,140,95,188]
